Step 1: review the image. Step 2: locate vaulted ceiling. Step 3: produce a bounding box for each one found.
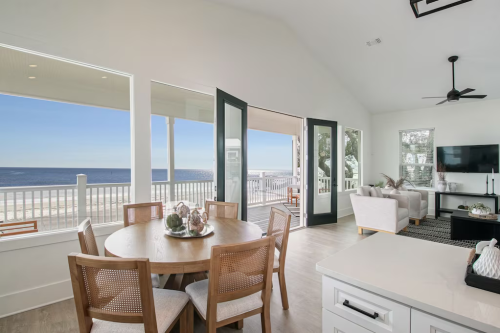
[209,0,500,113]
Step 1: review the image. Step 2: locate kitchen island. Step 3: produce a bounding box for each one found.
[316,232,500,333]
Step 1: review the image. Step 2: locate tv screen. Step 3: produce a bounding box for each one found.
[437,145,499,173]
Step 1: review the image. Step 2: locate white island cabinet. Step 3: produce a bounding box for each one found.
[316,233,500,333]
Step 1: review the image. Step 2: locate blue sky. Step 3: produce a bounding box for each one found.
[0,94,292,171]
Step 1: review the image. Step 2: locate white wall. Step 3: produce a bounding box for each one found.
[371,99,500,214]
[0,0,371,317]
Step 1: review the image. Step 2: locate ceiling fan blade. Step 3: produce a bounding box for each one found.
[422,97,446,99]
[459,88,475,95]
[460,95,487,99]
[436,99,448,105]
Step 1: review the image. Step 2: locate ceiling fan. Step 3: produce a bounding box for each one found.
[422,56,487,105]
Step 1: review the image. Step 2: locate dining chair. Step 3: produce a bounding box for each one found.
[0,220,38,238]
[68,253,193,333]
[77,218,160,288]
[78,218,99,256]
[267,207,292,310]
[204,201,238,219]
[185,236,275,333]
[123,202,163,227]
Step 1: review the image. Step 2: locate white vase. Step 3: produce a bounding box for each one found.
[448,182,457,192]
[437,181,447,192]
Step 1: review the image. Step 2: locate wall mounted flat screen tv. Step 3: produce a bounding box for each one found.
[437,145,499,173]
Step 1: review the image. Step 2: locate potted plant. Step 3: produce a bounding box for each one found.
[469,202,491,216]
[381,173,414,190]
[437,162,447,192]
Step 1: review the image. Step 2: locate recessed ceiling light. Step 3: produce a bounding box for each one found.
[29,64,37,68]
[102,76,107,79]
[28,76,36,79]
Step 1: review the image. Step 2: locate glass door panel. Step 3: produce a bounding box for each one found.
[216,89,247,221]
[224,103,243,219]
[307,118,337,226]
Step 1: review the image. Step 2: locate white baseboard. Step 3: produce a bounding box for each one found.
[338,207,354,218]
[0,279,73,318]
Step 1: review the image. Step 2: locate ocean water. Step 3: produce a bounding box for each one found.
[0,167,292,187]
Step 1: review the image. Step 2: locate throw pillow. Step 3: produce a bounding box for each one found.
[369,187,383,198]
[357,187,371,197]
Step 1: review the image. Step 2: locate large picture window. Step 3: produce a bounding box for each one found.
[344,128,361,190]
[399,128,435,187]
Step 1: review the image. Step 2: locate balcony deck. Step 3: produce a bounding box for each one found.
[248,201,301,232]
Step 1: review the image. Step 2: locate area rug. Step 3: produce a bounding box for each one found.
[282,201,300,217]
[399,216,499,249]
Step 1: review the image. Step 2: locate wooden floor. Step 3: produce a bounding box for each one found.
[248,202,301,232]
[0,214,369,333]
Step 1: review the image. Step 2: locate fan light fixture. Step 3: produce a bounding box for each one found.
[410,0,473,18]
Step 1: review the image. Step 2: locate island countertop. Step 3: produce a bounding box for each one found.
[316,233,500,333]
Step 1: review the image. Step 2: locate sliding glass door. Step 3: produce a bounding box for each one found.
[216,89,248,220]
[307,118,338,226]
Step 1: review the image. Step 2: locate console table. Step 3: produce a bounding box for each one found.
[434,191,499,218]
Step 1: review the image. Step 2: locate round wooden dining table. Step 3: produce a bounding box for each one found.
[104,217,263,290]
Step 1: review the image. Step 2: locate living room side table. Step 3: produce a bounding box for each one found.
[450,210,500,240]
[434,191,499,218]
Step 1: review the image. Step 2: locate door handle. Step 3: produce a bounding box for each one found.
[342,300,379,319]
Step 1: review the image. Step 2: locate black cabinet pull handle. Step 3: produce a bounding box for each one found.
[342,300,379,319]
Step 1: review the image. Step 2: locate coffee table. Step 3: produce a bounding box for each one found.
[450,210,500,240]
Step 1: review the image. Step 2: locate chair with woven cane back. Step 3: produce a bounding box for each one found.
[204,201,238,219]
[123,202,163,227]
[78,218,161,288]
[185,236,275,333]
[267,207,292,310]
[68,253,193,333]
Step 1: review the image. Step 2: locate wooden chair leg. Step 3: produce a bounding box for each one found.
[261,305,272,333]
[278,271,289,310]
[358,227,363,235]
[236,319,244,329]
[180,302,193,333]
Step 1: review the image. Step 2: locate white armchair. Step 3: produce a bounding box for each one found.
[382,188,429,225]
[350,187,410,235]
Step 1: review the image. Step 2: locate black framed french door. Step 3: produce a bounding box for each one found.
[216,89,248,221]
[306,118,338,226]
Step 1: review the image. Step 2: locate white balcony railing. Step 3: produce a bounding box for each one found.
[247,176,298,206]
[0,174,359,234]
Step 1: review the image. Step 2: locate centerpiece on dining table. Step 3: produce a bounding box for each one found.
[164,202,214,238]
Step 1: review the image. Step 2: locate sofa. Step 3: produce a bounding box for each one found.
[350,186,410,235]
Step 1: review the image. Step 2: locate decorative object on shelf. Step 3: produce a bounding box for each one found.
[473,239,500,280]
[469,202,491,215]
[485,175,490,195]
[436,162,447,192]
[380,173,414,190]
[492,168,496,196]
[448,182,457,192]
